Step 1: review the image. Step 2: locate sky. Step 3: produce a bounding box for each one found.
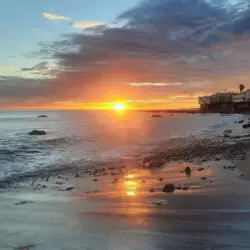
[1,0,250,110]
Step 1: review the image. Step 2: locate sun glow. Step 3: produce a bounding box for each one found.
[112,103,126,111]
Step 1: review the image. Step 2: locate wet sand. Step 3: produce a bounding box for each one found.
[1,158,250,250]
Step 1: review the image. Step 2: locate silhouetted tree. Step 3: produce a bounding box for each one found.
[239,84,245,93]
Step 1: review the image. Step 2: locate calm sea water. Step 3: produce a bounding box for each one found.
[0,110,243,180]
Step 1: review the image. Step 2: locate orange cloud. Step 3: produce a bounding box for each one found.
[72,21,105,29]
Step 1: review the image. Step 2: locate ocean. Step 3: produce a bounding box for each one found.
[0,110,244,180]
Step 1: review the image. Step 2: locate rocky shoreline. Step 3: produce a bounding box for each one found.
[1,132,250,190]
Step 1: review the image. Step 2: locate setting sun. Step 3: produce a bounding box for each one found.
[112,103,126,111]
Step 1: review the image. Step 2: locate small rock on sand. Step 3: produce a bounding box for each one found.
[59,186,74,191]
[201,177,207,180]
[243,123,250,129]
[162,184,175,193]
[75,173,79,178]
[198,167,205,172]
[158,178,163,182]
[149,188,155,193]
[184,166,191,176]
[152,200,167,205]
[93,179,98,182]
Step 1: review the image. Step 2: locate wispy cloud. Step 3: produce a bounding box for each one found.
[127,82,183,87]
[72,21,105,29]
[42,12,67,20]
[0,65,12,69]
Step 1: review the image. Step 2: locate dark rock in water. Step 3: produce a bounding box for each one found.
[209,181,213,183]
[42,185,47,188]
[151,114,163,118]
[45,176,50,182]
[29,130,46,135]
[184,166,191,176]
[14,244,36,250]
[238,120,244,124]
[182,186,189,191]
[162,184,175,193]
[75,173,79,178]
[15,200,34,206]
[240,173,244,177]
[158,178,163,182]
[201,159,207,162]
[198,167,205,172]
[149,188,155,193]
[243,123,250,129]
[38,115,48,118]
[201,177,207,180]
[215,157,221,161]
[93,179,98,182]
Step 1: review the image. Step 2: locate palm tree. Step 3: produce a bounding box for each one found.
[239,84,245,93]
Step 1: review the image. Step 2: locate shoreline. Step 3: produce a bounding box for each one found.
[1,132,250,191]
[2,133,250,249]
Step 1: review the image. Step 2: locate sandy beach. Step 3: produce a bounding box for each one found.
[2,133,250,250]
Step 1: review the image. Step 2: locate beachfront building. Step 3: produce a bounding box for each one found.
[199,89,250,113]
[233,90,250,111]
[198,92,235,113]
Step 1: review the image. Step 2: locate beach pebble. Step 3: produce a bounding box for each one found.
[112,178,119,183]
[198,167,205,172]
[152,200,167,205]
[162,184,175,193]
[184,166,191,176]
[59,186,74,191]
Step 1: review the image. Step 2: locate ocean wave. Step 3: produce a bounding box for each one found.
[39,136,84,146]
[0,148,40,157]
